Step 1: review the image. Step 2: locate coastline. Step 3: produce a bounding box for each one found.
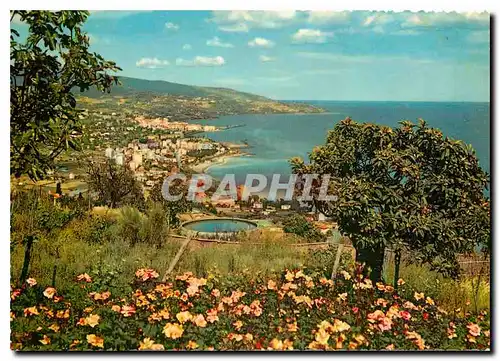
[191,153,249,173]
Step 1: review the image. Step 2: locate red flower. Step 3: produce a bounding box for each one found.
[422,312,429,320]
[352,307,359,314]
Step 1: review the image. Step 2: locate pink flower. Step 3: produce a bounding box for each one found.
[467,323,481,337]
[26,278,37,287]
[399,310,411,321]
[378,317,393,332]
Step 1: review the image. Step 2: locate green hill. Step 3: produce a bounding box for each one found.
[80,76,324,120]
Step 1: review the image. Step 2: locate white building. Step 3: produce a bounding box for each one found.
[115,153,124,166]
[105,147,114,159]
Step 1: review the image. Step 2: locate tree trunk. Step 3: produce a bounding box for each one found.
[355,244,385,282]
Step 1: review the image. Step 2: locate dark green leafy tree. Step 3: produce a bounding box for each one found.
[282,214,325,243]
[291,117,490,281]
[11,10,121,180]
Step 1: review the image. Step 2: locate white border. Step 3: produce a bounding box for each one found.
[2,1,497,361]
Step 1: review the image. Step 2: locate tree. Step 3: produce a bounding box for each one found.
[10,11,121,180]
[150,181,192,227]
[291,117,490,281]
[86,160,145,209]
[282,214,325,243]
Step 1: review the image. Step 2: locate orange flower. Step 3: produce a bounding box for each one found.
[56,309,70,319]
[39,335,51,345]
[397,278,405,286]
[268,338,293,350]
[332,319,351,333]
[193,314,207,328]
[43,287,57,299]
[87,334,104,348]
[267,279,277,290]
[26,278,37,287]
[163,323,184,339]
[425,297,435,306]
[287,322,298,332]
[285,271,294,282]
[385,344,395,350]
[120,305,136,317]
[186,340,199,350]
[111,305,121,312]
[135,268,159,282]
[77,273,92,283]
[315,328,330,346]
[467,323,481,337]
[211,289,220,298]
[206,308,219,323]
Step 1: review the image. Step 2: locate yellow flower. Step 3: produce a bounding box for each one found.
[87,334,104,348]
[163,323,184,339]
[337,293,348,302]
[193,314,207,328]
[315,328,330,346]
[340,270,351,280]
[233,320,243,331]
[151,344,165,350]
[48,324,60,332]
[10,312,15,321]
[285,271,294,282]
[176,311,193,324]
[186,340,199,350]
[425,297,435,306]
[332,319,351,333]
[56,309,70,319]
[138,338,160,350]
[268,338,293,350]
[111,305,121,312]
[23,306,39,317]
[414,292,425,301]
[43,287,57,299]
[39,335,51,345]
[85,314,100,328]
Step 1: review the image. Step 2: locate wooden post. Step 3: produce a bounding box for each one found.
[393,250,401,290]
[330,242,345,280]
[161,236,192,282]
[19,236,34,284]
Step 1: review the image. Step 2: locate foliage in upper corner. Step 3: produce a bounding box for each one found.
[290,117,490,278]
[10,10,121,180]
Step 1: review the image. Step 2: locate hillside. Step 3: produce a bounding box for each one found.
[79,76,324,121]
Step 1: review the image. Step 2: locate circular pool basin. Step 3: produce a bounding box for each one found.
[181,218,257,238]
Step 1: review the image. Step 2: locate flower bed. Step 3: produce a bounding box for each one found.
[10,265,490,351]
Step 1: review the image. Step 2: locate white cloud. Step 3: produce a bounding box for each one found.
[206,37,234,48]
[165,22,179,31]
[175,56,225,67]
[393,29,421,36]
[259,55,276,62]
[182,44,192,50]
[363,13,395,27]
[401,12,490,28]
[248,37,275,48]
[306,11,350,24]
[209,10,298,31]
[136,57,170,68]
[218,23,249,33]
[467,30,490,44]
[292,29,334,44]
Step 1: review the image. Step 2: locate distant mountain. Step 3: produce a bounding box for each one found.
[79,76,324,121]
[84,76,270,102]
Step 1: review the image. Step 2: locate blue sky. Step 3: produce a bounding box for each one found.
[12,10,490,101]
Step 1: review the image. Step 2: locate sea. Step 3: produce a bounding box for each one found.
[189,101,490,193]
